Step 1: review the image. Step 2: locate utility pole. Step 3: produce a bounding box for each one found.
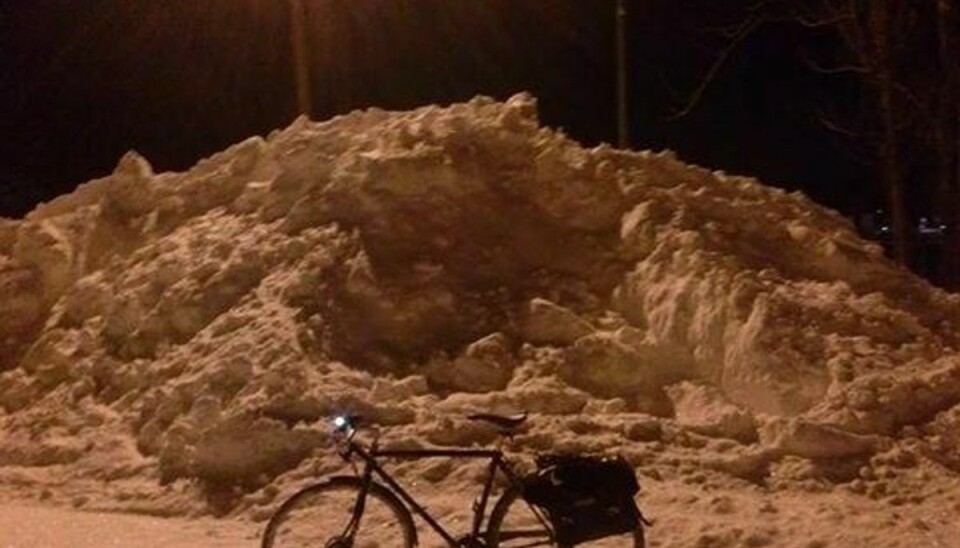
[290,0,313,117]
[616,0,629,148]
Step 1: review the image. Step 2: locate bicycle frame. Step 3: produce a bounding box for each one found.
[343,441,544,546]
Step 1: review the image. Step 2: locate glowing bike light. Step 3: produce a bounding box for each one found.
[333,416,348,430]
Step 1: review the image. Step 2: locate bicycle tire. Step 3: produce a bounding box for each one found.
[261,476,416,548]
[486,486,645,548]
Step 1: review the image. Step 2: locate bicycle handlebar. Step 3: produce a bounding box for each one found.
[332,413,362,434]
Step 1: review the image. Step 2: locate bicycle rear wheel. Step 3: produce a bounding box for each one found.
[486,487,645,548]
[261,477,416,548]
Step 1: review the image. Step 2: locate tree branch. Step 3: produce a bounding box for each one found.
[817,109,866,138]
[670,16,764,119]
[798,47,868,74]
[795,11,850,28]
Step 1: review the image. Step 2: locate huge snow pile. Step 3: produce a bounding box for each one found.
[1,94,959,525]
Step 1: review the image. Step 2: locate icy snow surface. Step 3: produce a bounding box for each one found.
[1,94,959,546]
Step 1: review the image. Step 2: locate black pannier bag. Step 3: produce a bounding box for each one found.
[521,454,641,545]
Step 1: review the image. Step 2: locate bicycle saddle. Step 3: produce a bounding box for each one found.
[466,412,528,430]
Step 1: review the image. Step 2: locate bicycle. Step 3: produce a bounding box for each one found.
[260,412,649,547]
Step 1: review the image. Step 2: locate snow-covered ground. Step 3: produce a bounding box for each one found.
[1,93,959,546]
[0,501,255,548]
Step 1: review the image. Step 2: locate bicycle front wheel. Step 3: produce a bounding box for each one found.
[261,477,416,548]
[486,487,645,548]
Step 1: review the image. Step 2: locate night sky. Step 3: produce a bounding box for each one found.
[1,0,874,220]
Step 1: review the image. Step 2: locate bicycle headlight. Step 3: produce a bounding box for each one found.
[333,415,348,430]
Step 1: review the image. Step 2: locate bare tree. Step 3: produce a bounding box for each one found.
[676,0,929,267]
[792,0,925,265]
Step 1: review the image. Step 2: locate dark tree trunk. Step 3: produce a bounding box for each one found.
[937,0,960,288]
[871,0,911,265]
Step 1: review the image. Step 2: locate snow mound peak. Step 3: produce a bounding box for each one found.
[1,94,958,508]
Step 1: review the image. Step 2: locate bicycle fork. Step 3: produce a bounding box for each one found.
[339,467,375,543]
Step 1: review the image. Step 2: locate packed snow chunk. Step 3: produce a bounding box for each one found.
[94,212,282,358]
[760,418,883,459]
[528,133,627,231]
[12,218,83,304]
[506,378,591,415]
[723,291,832,416]
[561,331,687,401]
[923,404,960,472]
[159,414,322,486]
[518,298,594,346]
[0,431,89,467]
[703,448,773,483]
[0,218,18,253]
[425,416,501,447]
[18,328,93,390]
[619,202,661,260]
[612,240,747,383]
[435,374,590,416]
[0,397,108,466]
[328,249,464,367]
[160,137,273,222]
[102,151,157,217]
[622,415,664,442]
[666,381,758,443]
[808,357,960,435]
[369,375,430,402]
[0,369,40,411]
[425,333,515,393]
[0,265,43,368]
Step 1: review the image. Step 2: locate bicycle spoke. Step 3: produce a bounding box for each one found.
[264,481,413,548]
[487,489,555,547]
